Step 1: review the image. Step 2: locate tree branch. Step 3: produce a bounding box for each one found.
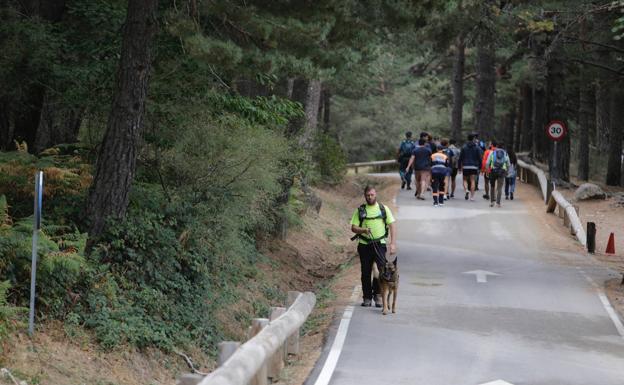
[566,36,624,54]
[571,58,624,76]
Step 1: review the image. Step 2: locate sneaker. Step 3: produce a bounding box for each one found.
[374,295,382,308]
[483,194,489,200]
[361,299,372,307]
[470,197,475,201]
[450,193,454,198]
[407,186,412,190]
[505,195,509,200]
[496,203,501,208]
[417,196,425,200]
[465,192,469,200]
[510,193,514,200]
[439,203,444,207]
[490,202,494,207]
[433,203,439,207]
[401,181,406,189]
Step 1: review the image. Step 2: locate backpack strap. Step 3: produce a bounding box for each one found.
[354,203,388,242]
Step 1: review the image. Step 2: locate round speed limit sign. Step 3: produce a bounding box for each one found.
[546,120,567,141]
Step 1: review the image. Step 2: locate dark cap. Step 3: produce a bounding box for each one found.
[405,131,412,138]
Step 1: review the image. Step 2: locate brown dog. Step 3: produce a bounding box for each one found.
[373,257,399,315]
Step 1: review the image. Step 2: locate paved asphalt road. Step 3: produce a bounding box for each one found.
[307,174,624,385]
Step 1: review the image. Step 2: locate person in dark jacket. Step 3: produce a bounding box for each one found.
[397,131,415,190]
[458,133,483,201]
[407,138,432,200]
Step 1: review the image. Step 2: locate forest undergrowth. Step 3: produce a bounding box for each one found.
[0,146,370,385]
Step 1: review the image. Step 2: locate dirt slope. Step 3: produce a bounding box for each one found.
[0,175,396,385]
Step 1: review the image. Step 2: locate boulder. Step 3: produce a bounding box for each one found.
[574,183,606,201]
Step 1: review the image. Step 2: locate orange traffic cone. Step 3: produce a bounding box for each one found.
[606,232,616,254]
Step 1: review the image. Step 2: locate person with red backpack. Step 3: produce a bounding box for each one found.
[485,141,511,207]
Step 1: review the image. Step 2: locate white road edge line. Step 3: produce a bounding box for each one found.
[313,285,360,385]
[577,268,624,339]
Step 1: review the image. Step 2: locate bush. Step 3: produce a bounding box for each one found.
[0,280,25,351]
[313,133,347,185]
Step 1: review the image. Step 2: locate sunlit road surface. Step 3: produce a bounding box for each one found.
[307,174,624,385]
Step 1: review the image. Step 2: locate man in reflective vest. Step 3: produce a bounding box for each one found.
[350,186,397,307]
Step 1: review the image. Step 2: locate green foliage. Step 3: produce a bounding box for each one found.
[0,280,25,350]
[313,133,347,185]
[83,207,221,350]
[205,93,303,126]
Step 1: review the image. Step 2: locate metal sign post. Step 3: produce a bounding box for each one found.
[545,120,567,185]
[28,171,43,336]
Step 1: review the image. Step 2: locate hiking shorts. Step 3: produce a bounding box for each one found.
[415,170,431,183]
[463,168,478,176]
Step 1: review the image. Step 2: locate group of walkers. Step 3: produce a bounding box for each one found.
[397,131,518,207]
[351,131,520,307]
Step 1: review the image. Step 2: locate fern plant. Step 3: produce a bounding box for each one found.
[0,280,24,349]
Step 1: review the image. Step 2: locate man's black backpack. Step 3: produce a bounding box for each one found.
[351,203,388,241]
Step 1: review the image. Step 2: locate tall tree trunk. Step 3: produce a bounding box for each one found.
[595,80,611,153]
[87,0,158,241]
[546,56,570,182]
[504,109,516,149]
[606,85,623,186]
[577,67,592,181]
[13,88,45,152]
[0,99,13,150]
[321,87,331,134]
[514,96,522,152]
[275,78,322,239]
[474,40,496,139]
[10,0,66,153]
[520,84,532,152]
[451,34,465,142]
[531,86,547,161]
[33,94,83,153]
[289,78,322,151]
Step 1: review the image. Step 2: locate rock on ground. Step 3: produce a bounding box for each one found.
[574,183,606,201]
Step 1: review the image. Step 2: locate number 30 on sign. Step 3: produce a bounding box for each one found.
[546,120,567,141]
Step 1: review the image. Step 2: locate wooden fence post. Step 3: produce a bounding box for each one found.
[268,307,287,382]
[248,318,270,385]
[587,222,596,253]
[177,374,204,385]
[546,195,557,213]
[569,205,579,234]
[218,341,241,366]
[286,291,301,355]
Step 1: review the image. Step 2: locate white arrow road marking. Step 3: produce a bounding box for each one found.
[478,380,515,385]
[462,270,500,283]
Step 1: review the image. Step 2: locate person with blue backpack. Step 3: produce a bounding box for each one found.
[505,148,518,200]
[397,131,415,190]
[485,141,511,207]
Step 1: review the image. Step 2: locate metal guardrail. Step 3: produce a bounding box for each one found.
[178,291,316,385]
[346,160,397,174]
